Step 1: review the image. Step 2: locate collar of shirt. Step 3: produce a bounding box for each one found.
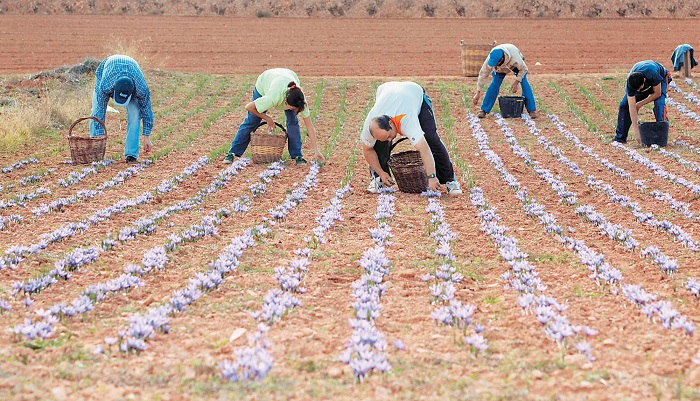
[390,114,406,136]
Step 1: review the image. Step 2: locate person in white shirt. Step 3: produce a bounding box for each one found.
[361,81,462,195]
[472,44,537,119]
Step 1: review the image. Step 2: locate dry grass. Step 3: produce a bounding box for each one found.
[102,37,169,72]
[0,39,166,155]
[0,83,92,154]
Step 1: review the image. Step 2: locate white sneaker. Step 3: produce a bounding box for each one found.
[446,180,463,195]
[367,176,382,194]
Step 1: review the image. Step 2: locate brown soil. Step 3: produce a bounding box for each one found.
[3,0,700,18]
[1,14,700,401]
[0,16,699,76]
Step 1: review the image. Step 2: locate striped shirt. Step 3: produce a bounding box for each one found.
[91,55,154,136]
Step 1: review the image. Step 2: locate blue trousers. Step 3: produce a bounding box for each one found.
[481,71,536,114]
[372,93,455,184]
[614,91,667,142]
[228,88,303,158]
[90,91,142,158]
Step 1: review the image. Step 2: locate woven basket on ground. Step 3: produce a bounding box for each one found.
[250,121,287,164]
[388,138,428,193]
[68,116,107,164]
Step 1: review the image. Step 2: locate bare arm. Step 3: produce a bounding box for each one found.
[362,143,393,186]
[628,95,641,142]
[637,83,662,107]
[245,102,274,130]
[415,138,440,191]
[302,116,324,161]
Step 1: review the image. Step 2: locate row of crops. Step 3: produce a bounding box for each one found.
[1,73,700,398]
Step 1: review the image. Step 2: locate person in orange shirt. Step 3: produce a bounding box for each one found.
[361,81,462,195]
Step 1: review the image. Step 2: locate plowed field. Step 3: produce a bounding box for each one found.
[1,16,700,75]
[1,15,700,401]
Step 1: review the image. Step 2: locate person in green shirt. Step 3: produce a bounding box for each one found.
[224,68,324,164]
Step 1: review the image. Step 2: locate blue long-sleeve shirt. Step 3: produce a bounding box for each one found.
[91,55,154,136]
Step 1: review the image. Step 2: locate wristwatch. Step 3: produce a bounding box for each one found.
[427,173,436,179]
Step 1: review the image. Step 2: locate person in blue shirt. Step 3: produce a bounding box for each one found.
[614,60,671,144]
[90,55,154,163]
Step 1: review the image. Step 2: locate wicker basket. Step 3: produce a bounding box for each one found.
[68,117,107,164]
[460,40,494,77]
[388,138,428,193]
[250,121,287,164]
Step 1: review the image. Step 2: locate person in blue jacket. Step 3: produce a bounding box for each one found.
[614,60,671,144]
[90,55,154,163]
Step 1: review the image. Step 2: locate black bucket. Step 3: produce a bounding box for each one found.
[498,96,525,118]
[639,121,669,147]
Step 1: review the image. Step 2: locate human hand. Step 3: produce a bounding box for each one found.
[265,117,276,132]
[315,149,325,162]
[472,92,481,106]
[428,177,441,191]
[142,136,153,154]
[510,80,520,93]
[379,172,394,186]
[634,126,642,144]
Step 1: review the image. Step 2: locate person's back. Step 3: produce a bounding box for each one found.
[362,82,425,147]
[95,55,144,88]
[255,68,300,95]
[630,60,666,81]
[372,81,423,115]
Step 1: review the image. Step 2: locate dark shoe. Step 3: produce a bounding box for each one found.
[529,110,538,119]
[125,155,138,163]
[223,153,235,164]
[295,156,307,165]
[613,138,627,144]
[476,110,487,119]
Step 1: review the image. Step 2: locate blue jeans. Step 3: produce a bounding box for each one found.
[228,88,303,158]
[90,91,142,158]
[372,93,456,184]
[614,91,667,142]
[481,71,536,114]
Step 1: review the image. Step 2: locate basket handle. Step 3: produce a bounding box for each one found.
[389,137,409,152]
[68,117,107,138]
[254,121,287,135]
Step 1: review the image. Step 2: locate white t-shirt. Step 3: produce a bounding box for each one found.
[361,81,425,148]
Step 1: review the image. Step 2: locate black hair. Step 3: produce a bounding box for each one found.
[373,115,392,131]
[628,72,645,91]
[286,81,306,113]
[497,55,506,66]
